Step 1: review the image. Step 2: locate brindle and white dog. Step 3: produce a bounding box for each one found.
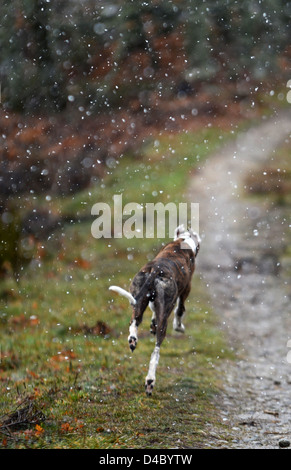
[109,225,201,395]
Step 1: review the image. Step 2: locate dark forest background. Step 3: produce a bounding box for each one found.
[1,0,290,113]
[0,0,290,274]
[1,0,290,196]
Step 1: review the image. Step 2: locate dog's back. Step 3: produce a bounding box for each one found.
[130,239,195,305]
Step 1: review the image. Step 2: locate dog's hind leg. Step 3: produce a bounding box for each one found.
[145,304,171,395]
[173,286,190,333]
[145,279,177,395]
[128,272,149,352]
[128,295,149,352]
[145,345,160,395]
[173,297,186,333]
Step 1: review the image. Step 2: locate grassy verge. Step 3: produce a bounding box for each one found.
[0,125,235,448]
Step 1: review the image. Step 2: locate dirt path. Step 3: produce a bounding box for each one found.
[188,111,291,448]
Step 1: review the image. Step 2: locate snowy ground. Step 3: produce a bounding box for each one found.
[189,111,291,448]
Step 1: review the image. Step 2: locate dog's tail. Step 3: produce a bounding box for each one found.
[109,271,157,308]
[109,285,136,305]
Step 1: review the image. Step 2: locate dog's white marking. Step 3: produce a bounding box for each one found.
[109,285,136,305]
[180,237,196,253]
[128,319,138,342]
[174,224,185,240]
[149,301,155,312]
[174,224,201,254]
[149,301,156,322]
[128,320,137,351]
[146,346,160,386]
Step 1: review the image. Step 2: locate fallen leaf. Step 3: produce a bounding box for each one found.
[35,424,44,436]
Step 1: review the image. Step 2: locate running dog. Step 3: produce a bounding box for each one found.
[109,225,201,395]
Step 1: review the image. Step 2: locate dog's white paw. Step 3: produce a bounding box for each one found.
[128,335,137,351]
[145,378,155,396]
[173,318,185,333]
